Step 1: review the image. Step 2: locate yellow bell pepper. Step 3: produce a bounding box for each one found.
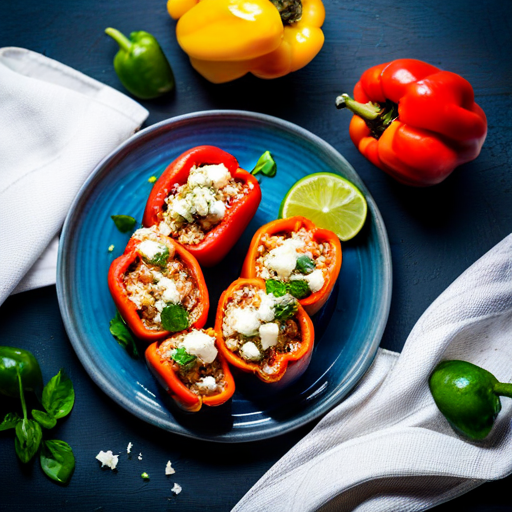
[167,0,326,83]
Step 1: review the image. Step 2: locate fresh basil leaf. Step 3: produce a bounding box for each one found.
[0,412,21,431]
[111,215,137,233]
[287,280,310,299]
[274,299,298,321]
[143,244,169,267]
[171,347,197,368]
[40,439,75,485]
[32,410,57,429]
[42,370,75,420]
[15,418,42,463]
[295,255,315,274]
[161,304,189,332]
[265,279,287,297]
[109,311,139,359]
[251,151,277,177]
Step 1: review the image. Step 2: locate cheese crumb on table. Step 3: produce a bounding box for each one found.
[171,483,182,495]
[127,442,133,454]
[165,460,175,475]
[96,450,119,470]
[138,453,143,461]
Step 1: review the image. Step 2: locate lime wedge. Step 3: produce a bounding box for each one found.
[279,172,368,241]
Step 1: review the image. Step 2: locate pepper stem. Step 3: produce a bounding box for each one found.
[335,93,381,120]
[17,369,27,421]
[105,27,132,53]
[494,382,512,399]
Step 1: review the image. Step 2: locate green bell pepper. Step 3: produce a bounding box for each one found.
[105,28,175,100]
[0,346,43,400]
[429,360,512,440]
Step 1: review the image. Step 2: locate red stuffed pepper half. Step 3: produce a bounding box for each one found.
[108,227,209,342]
[143,145,262,267]
[241,216,342,315]
[146,328,235,412]
[215,278,314,386]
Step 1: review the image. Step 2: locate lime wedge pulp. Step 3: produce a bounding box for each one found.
[279,172,368,241]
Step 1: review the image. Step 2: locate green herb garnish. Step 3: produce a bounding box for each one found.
[109,312,139,359]
[0,412,21,431]
[31,410,57,429]
[40,440,75,484]
[41,370,75,420]
[265,279,287,297]
[111,215,137,233]
[171,347,197,368]
[295,255,315,274]
[274,299,299,321]
[287,280,310,299]
[251,151,277,178]
[140,243,169,267]
[161,304,189,332]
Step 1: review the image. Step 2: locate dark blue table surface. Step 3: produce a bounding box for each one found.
[2,0,512,510]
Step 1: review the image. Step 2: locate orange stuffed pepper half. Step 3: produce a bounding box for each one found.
[215,278,314,386]
[108,227,209,342]
[146,328,235,412]
[143,145,261,267]
[241,216,342,315]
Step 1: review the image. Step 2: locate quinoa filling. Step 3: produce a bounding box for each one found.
[254,227,335,299]
[157,330,225,397]
[157,163,253,245]
[124,228,202,330]
[222,285,302,375]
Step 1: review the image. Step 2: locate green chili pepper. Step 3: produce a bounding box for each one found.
[429,360,512,440]
[105,28,175,100]
[0,346,43,400]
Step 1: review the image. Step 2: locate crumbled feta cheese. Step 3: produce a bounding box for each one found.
[172,483,182,495]
[259,322,279,350]
[171,197,194,222]
[187,166,210,188]
[138,453,143,461]
[208,200,225,222]
[265,238,305,279]
[196,376,218,392]
[158,221,172,236]
[181,330,218,364]
[155,299,167,312]
[240,342,262,361]
[191,187,215,217]
[165,460,176,476]
[96,450,119,470]
[138,240,168,261]
[257,291,275,322]
[127,442,133,454]
[233,308,261,336]
[158,277,180,303]
[297,269,325,293]
[205,164,231,189]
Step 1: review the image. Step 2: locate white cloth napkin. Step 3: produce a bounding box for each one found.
[234,234,512,512]
[0,47,148,305]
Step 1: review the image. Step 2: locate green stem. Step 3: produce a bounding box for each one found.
[105,28,132,53]
[494,382,512,399]
[17,370,27,421]
[335,93,382,120]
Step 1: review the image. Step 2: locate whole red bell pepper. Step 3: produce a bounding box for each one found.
[108,233,209,342]
[241,216,342,316]
[145,328,235,412]
[336,59,487,186]
[143,145,261,266]
[215,278,315,386]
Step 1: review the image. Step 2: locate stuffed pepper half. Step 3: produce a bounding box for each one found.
[108,227,209,342]
[241,216,342,315]
[143,145,261,267]
[215,278,314,386]
[146,328,235,412]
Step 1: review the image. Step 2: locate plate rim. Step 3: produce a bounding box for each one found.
[56,109,392,443]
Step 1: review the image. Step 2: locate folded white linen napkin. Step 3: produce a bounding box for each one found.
[0,47,148,305]
[234,234,512,512]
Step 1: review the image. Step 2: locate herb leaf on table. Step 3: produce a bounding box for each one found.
[40,439,75,484]
[42,370,75,419]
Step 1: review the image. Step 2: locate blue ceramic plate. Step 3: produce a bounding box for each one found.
[57,110,392,443]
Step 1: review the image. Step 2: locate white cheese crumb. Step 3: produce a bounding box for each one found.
[265,238,304,279]
[181,330,218,364]
[257,291,275,322]
[158,277,181,303]
[158,221,172,236]
[301,269,325,293]
[196,376,218,392]
[259,322,279,350]
[172,482,182,495]
[171,197,194,222]
[233,308,261,336]
[204,163,231,189]
[166,460,176,476]
[208,200,226,222]
[138,453,143,461]
[138,240,167,261]
[191,187,215,217]
[240,342,262,361]
[96,450,119,470]
[127,442,133,454]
